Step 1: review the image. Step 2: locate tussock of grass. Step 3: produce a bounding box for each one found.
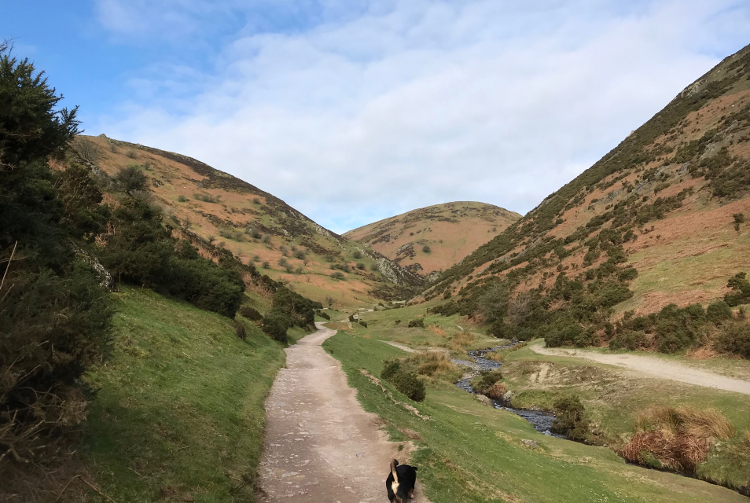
[622,407,735,473]
[406,352,462,382]
[447,331,475,353]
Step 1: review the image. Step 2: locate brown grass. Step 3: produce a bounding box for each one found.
[404,352,460,380]
[428,324,447,336]
[621,407,734,473]
[448,331,475,352]
[484,382,508,400]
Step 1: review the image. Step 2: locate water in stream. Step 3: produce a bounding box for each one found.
[452,343,564,438]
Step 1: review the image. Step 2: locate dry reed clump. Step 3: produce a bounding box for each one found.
[620,407,735,473]
[484,382,508,400]
[448,331,475,352]
[404,352,461,381]
[428,324,447,336]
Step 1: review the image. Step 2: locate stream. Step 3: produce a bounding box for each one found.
[452,343,564,438]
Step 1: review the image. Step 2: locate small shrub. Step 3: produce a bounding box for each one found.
[551,396,589,441]
[352,250,363,259]
[356,262,366,270]
[707,301,733,323]
[383,363,426,402]
[316,310,330,320]
[239,305,263,321]
[407,318,425,328]
[177,195,187,202]
[395,320,401,325]
[471,370,503,394]
[261,261,270,268]
[359,320,368,328]
[716,323,750,359]
[609,330,648,350]
[233,320,247,340]
[261,313,291,343]
[422,245,431,253]
[330,271,345,280]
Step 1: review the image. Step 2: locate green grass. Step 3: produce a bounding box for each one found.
[83,287,286,502]
[322,327,747,502]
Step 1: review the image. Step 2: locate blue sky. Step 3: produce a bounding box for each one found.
[3,1,750,233]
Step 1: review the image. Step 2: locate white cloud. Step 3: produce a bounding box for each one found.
[94,0,750,233]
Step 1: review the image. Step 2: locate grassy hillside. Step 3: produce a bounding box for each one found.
[421,43,750,355]
[321,311,748,502]
[70,136,421,307]
[345,201,520,278]
[81,287,293,502]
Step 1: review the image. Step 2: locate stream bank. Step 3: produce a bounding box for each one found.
[452,343,563,438]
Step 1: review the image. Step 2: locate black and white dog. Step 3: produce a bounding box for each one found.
[386,459,418,503]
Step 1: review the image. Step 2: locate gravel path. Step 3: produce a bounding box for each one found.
[530,343,750,395]
[258,323,429,502]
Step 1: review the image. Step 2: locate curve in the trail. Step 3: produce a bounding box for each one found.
[530,343,750,395]
[258,323,429,502]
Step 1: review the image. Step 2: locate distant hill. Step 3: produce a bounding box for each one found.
[423,43,750,354]
[70,136,422,307]
[344,202,521,278]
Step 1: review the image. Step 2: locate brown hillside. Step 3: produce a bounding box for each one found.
[70,136,421,307]
[423,43,750,353]
[344,202,520,278]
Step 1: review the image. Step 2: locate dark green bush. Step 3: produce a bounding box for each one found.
[725,272,750,307]
[0,47,113,465]
[551,396,589,441]
[233,319,247,340]
[116,166,147,194]
[609,330,648,350]
[716,323,750,359]
[389,368,426,402]
[408,318,425,328]
[316,309,330,320]
[707,301,733,323]
[359,320,368,328]
[239,305,263,321]
[261,313,291,344]
[471,370,503,394]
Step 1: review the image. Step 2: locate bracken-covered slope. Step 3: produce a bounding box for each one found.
[423,43,750,353]
[344,202,520,278]
[71,136,422,307]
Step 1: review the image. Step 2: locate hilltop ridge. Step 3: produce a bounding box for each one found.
[345,201,520,279]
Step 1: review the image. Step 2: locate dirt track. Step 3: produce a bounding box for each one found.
[258,323,429,502]
[530,343,750,395]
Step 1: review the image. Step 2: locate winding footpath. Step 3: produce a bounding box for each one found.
[530,343,750,395]
[258,323,429,502]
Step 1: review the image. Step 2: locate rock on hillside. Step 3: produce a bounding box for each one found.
[70,136,421,307]
[345,202,521,278]
[426,43,750,318]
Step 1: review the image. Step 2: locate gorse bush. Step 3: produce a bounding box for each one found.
[471,370,503,395]
[0,46,112,467]
[99,198,245,317]
[551,396,589,441]
[380,359,426,402]
[239,305,263,321]
[407,318,425,328]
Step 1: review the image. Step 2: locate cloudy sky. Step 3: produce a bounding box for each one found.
[4,1,750,233]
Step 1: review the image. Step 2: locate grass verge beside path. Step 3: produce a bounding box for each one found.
[83,287,287,503]
[322,327,747,503]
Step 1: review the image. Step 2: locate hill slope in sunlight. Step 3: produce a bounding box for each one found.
[344,202,520,279]
[421,43,750,353]
[72,136,422,307]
